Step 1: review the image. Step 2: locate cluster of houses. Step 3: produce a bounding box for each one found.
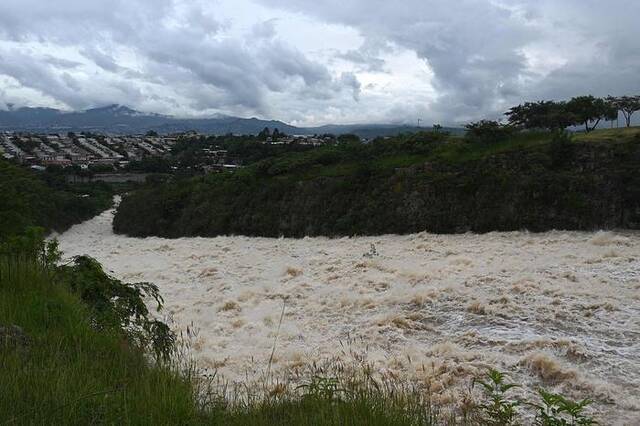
[0,130,343,176]
[264,135,335,146]
[0,132,178,170]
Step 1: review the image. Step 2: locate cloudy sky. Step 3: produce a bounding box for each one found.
[0,0,638,126]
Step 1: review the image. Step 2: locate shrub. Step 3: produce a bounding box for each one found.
[465,120,515,143]
[474,370,598,426]
[532,389,596,426]
[474,369,521,425]
[549,130,574,168]
[58,255,176,361]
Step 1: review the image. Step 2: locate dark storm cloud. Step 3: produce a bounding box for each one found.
[252,19,279,40]
[337,50,385,72]
[0,49,86,107]
[42,56,83,70]
[80,48,127,74]
[256,0,533,120]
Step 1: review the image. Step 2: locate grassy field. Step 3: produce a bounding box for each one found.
[573,126,640,142]
[432,126,640,164]
[291,127,640,179]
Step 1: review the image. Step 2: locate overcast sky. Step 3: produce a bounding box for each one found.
[0,0,638,126]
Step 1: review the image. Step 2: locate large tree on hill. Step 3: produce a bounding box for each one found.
[272,128,283,141]
[257,127,271,141]
[566,96,618,132]
[464,120,514,143]
[606,95,640,127]
[505,101,573,130]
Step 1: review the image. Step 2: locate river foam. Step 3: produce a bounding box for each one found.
[57,207,640,424]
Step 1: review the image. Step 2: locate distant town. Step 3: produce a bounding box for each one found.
[0,131,338,178]
[0,132,176,168]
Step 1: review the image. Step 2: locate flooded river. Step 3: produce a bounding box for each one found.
[58,207,640,424]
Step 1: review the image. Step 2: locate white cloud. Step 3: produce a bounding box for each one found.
[0,0,638,125]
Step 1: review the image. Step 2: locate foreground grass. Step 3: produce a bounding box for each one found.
[0,257,203,425]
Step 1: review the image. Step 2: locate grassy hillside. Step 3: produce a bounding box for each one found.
[113,128,640,238]
[0,255,203,424]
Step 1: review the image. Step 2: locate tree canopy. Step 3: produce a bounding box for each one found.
[566,96,618,132]
[465,120,514,143]
[506,95,632,132]
[505,101,574,130]
[606,95,640,127]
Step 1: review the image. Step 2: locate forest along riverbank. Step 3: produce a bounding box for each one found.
[58,207,640,424]
[112,133,640,238]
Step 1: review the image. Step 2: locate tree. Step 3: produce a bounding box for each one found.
[465,120,514,143]
[606,95,640,127]
[337,134,360,144]
[506,101,574,130]
[257,127,271,141]
[566,96,617,132]
[432,124,443,133]
[145,130,159,137]
[272,128,283,141]
[603,98,621,126]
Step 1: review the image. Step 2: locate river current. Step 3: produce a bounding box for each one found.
[57,207,640,424]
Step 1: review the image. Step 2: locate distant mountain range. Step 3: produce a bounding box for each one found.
[0,105,462,137]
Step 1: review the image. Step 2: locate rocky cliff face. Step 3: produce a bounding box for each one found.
[113,139,640,238]
[388,144,640,234]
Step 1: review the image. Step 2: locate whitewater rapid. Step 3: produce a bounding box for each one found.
[57,207,640,424]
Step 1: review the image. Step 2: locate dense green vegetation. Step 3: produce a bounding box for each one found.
[0,160,113,239]
[114,127,640,238]
[174,134,317,164]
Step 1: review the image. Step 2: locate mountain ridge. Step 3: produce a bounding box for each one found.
[0,105,462,137]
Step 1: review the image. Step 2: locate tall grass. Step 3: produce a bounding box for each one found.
[0,255,202,424]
